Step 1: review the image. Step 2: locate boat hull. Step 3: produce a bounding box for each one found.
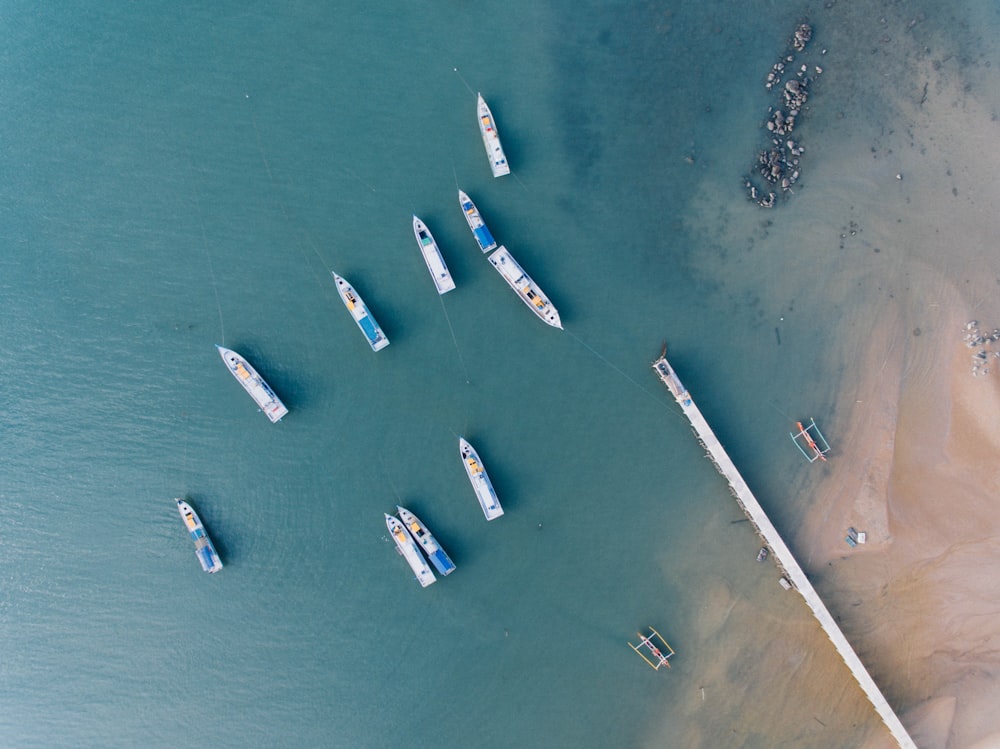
[386,514,436,587]
[412,216,456,294]
[176,499,223,573]
[477,93,510,178]
[397,506,456,576]
[487,246,562,329]
[458,190,497,253]
[216,345,288,422]
[333,273,390,351]
[459,438,504,521]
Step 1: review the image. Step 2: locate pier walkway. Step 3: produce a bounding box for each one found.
[652,351,918,749]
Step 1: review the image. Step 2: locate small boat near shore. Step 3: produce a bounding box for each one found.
[790,418,830,463]
[332,272,390,351]
[487,246,562,329]
[397,506,456,576]
[386,513,436,587]
[176,499,223,573]
[628,627,675,671]
[216,345,289,423]
[458,190,497,253]
[459,438,504,521]
[412,216,456,295]
[477,93,510,178]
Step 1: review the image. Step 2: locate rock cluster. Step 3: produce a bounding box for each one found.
[964,320,1000,377]
[791,23,812,52]
[744,22,822,208]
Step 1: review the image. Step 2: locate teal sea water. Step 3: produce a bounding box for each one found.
[3,2,999,747]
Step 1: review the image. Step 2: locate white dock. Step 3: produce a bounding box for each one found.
[652,350,918,749]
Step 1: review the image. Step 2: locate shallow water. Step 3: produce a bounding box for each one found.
[2,1,998,747]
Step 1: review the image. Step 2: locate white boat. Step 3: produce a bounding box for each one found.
[458,190,497,253]
[332,273,390,351]
[487,246,562,329]
[216,345,289,422]
[385,513,436,587]
[459,438,504,521]
[397,506,456,576]
[477,93,510,178]
[412,216,456,294]
[176,499,223,573]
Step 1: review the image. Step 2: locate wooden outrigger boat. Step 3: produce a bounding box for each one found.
[790,418,831,463]
[628,627,675,671]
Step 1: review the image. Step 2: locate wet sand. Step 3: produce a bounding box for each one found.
[654,3,1000,746]
[792,14,1000,746]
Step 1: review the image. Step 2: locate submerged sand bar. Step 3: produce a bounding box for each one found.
[652,350,918,749]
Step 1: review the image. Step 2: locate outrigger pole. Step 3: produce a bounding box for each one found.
[628,627,675,671]
[790,418,831,463]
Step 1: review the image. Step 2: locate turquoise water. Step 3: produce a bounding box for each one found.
[3,1,997,747]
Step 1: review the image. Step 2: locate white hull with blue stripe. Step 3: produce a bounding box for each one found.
[458,190,497,253]
[333,273,390,351]
[177,499,223,573]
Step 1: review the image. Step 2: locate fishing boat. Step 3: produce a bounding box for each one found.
[176,499,223,573]
[628,627,675,671]
[412,216,456,294]
[487,246,562,329]
[458,190,497,253]
[216,345,289,423]
[459,438,504,521]
[385,513,437,587]
[397,506,456,576]
[332,272,390,352]
[790,418,831,463]
[477,93,510,178]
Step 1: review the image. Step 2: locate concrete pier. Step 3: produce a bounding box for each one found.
[652,351,918,749]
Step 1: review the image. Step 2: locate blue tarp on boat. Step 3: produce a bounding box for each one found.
[474,226,495,250]
[358,314,380,343]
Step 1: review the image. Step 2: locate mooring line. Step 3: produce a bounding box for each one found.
[439,296,471,385]
[564,328,679,415]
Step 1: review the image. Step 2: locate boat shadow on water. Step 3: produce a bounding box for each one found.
[223,341,303,415]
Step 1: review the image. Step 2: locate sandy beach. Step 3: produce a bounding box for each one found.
[657,3,1000,746]
[791,13,1000,746]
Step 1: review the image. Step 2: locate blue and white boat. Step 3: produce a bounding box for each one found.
[459,438,504,521]
[216,345,289,422]
[458,190,497,253]
[397,506,456,576]
[386,513,436,587]
[332,273,390,351]
[412,216,456,294]
[176,499,223,573]
[487,246,562,329]
[477,93,510,178]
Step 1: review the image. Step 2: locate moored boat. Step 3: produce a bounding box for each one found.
[176,498,223,573]
[332,273,390,351]
[477,93,510,178]
[216,345,289,422]
[487,246,562,329]
[458,190,497,253]
[397,506,456,576]
[412,216,456,294]
[385,513,437,587]
[459,438,504,521]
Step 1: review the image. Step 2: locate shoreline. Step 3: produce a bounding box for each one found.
[795,281,1000,749]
